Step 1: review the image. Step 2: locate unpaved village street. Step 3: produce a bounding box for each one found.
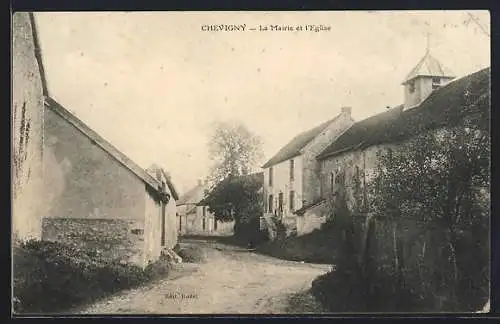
[75,239,331,314]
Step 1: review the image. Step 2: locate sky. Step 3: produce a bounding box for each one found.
[34,11,490,195]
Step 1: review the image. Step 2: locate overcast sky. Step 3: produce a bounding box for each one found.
[34,11,490,195]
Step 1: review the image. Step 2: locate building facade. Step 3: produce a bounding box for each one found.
[177,180,227,235]
[315,53,489,228]
[145,164,180,251]
[41,97,175,267]
[261,108,355,234]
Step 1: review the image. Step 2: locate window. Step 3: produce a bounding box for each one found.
[290,159,295,181]
[202,206,206,217]
[289,190,295,211]
[268,194,274,213]
[432,77,441,90]
[408,81,415,93]
[202,217,206,230]
[269,167,273,186]
[330,172,335,192]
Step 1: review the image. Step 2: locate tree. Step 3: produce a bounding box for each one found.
[208,121,264,183]
[203,173,264,241]
[321,72,491,312]
[365,107,490,311]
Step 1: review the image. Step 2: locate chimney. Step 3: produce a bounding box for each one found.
[341,106,352,116]
[198,179,202,186]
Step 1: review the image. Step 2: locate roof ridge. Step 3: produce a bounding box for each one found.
[262,114,342,168]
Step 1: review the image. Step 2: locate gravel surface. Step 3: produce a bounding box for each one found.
[73,239,330,314]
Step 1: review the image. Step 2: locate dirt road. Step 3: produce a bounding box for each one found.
[76,239,331,314]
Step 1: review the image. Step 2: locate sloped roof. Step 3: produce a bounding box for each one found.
[177,182,207,206]
[161,169,180,201]
[146,164,180,201]
[402,51,455,85]
[262,116,340,168]
[45,96,161,191]
[318,67,490,160]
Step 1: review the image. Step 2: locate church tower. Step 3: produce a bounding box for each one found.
[401,34,455,110]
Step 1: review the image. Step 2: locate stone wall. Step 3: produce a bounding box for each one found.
[41,218,145,266]
[43,108,147,220]
[301,111,355,205]
[319,144,393,211]
[296,202,329,236]
[12,12,45,241]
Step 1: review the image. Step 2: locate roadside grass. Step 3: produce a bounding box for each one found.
[181,227,336,265]
[13,240,172,314]
[285,290,328,314]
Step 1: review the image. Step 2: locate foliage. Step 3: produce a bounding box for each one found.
[256,225,337,264]
[13,240,171,314]
[205,174,263,239]
[173,244,206,263]
[312,106,490,312]
[208,120,264,183]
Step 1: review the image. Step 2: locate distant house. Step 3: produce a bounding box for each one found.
[177,180,217,235]
[42,97,177,268]
[12,12,47,241]
[314,52,490,229]
[261,107,355,235]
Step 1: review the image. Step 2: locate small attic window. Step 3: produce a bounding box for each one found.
[432,77,441,90]
[408,81,415,93]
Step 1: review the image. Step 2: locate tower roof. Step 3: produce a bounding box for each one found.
[401,51,455,85]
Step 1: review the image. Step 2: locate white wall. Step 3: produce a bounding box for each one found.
[263,155,303,218]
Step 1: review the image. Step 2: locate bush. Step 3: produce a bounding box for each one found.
[256,227,337,264]
[13,240,171,314]
[173,245,206,263]
[311,114,490,312]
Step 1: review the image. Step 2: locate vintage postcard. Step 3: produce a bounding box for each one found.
[12,10,490,315]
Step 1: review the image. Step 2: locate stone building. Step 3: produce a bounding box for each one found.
[12,12,47,241]
[145,164,180,250]
[261,108,354,235]
[315,53,489,224]
[41,97,178,267]
[177,180,225,235]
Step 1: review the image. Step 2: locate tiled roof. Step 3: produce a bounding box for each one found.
[317,67,490,160]
[44,96,161,191]
[402,51,455,85]
[262,116,340,168]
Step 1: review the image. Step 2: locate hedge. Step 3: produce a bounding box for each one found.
[13,240,171,314]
